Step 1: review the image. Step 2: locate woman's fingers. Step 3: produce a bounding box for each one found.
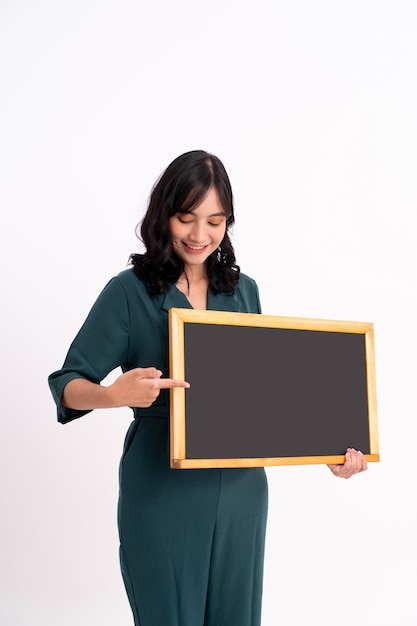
[157,378,190,389]
[129,367,190,388]
[328,448,368,479]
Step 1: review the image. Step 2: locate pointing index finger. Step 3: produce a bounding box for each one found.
[157,378,190,389]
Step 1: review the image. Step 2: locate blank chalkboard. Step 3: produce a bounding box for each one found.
[169,309,379,469]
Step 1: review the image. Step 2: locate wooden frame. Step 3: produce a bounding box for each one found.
[169,308,379,469]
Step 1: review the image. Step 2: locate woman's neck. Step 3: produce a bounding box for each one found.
[176,267,209,309]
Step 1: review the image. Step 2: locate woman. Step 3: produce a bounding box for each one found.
[48,150,367,625]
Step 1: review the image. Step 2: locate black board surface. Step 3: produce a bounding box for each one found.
[183,323,370,459]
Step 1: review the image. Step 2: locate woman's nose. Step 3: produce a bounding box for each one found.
[189,221,206,242]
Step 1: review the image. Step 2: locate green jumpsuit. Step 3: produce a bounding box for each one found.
[48,268,268,626]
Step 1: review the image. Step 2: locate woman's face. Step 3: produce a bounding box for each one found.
[169,187,227,271]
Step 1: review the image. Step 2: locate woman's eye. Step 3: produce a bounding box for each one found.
[176,216,225,226]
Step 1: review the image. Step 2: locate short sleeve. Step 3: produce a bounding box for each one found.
[48,277,129,424]
[236,273,262,315]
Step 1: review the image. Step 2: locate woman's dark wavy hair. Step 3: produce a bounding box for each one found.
[130,150,240,295]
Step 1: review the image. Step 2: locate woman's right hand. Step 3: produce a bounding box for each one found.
[109,367,190,408]
[62,367,189,410]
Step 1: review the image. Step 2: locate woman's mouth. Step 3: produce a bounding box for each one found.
[181,242,210,254]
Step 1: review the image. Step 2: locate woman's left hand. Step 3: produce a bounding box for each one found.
[327,448,368,479]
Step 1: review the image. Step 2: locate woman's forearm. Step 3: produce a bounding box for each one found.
[62,378,115,410]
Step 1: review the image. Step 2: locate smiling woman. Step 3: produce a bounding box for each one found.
[48,150,367,626]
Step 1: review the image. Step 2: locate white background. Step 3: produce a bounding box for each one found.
[1,1,416,624]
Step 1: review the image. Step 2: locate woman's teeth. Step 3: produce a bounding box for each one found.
[184,243,207,250]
